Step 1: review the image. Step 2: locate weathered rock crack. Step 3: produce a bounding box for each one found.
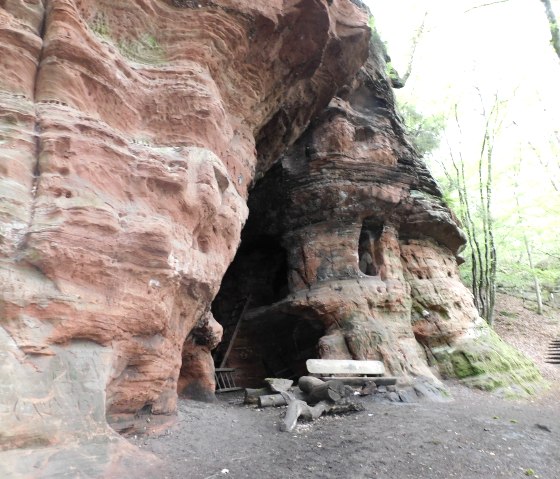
[18,0,47,254]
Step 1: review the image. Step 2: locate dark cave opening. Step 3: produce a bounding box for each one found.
[211,173,325,388]
[211,232,325,388]
[211,235,288,367]
[358,218,383,276]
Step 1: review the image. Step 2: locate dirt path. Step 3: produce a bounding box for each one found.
[132,384,559,479]
[131,295,560,479]
[494,292,560,382]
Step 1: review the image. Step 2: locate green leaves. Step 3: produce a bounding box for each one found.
[398,101,445,157]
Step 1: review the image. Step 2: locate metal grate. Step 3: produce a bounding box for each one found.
[545,338,560,364]
[215,368,243,393]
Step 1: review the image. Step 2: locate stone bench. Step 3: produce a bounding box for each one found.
[306,359,397,386]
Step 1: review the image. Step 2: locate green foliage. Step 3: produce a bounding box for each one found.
[88,12,165,65]
[368,15,376,32]
[90,12,110,39]
[385,61,402,85]
[398,102,445,157]
[420,96,560,314]
[374,0,560,317]
[434,327,542,394]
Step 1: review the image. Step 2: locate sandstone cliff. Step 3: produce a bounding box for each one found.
[0,0,540,476]
[213,42,539,396]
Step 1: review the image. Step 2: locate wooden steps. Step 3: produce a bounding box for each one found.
[545,338,560,364]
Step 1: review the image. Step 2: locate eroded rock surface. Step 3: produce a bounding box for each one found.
[0,0,369,475]
[0,0,540,476]
[215,45,540,395]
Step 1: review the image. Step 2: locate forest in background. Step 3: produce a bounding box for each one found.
[367,0,560,324]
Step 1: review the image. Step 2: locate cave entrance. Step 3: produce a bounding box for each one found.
[214,309,325,388]
[358,219,383,276]
[211,235,325,388]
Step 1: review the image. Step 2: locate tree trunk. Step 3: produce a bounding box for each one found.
[446,102,498,325]
[280,400,328,432]
[513,161,543,315]
[400,11,428,86]
[298,376,347,404]
[244,387,269,404]
[522,231,544,315]
[297,376,325,393]
[540,0,560,61]
[317,376,397,386]
[258,394,287,408]
[277,385,363,432]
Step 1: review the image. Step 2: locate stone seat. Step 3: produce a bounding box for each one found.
[306,359,385,376]
[306,359,397,386]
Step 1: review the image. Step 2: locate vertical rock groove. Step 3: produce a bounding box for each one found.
[17,0,47,253]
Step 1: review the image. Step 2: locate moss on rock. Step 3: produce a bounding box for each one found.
[434,327,542,396]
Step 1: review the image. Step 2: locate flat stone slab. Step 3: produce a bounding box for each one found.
[306,359,385,376]
[317,376,397,386]
[265,378,293,392]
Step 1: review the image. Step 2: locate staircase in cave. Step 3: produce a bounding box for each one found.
[545,338,560,364]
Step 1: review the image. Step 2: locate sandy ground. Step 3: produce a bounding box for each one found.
[131,294,560,479]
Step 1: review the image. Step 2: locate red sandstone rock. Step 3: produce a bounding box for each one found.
[0,1,540,476]
[0,0,370,473]
[177,311,223,401]
[216,50,468,386]
[216,46,539,395]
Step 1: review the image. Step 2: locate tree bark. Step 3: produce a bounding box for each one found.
[280,400,328,432]
[512,163,544,315]
[297,376,325,393]
[244,387,269,404]
[277,386,363,432]
[446,106,487,321]
[524,238,544,315]
[258,394,287,408]
[400,11,428,86]
[540,0,560,61]
[298,376,347,404]
[317,376,397,386]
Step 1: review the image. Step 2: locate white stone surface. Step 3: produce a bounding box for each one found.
[306,359,385,375]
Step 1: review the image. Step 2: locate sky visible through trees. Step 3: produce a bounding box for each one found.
[366,0,560,313]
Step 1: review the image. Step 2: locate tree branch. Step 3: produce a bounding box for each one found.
[464,0,511,14]
[401,11,429,85]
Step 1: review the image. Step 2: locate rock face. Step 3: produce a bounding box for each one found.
[0,0,371,473]
[0,0,539,476]
[212,45,540,393]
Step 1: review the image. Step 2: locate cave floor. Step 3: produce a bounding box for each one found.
[130,381,560,479]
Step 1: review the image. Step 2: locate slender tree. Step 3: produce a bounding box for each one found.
[475,91,503,325]
[539,0,560,60]
[436,96,505,325]
[512,159,544,314]
[400,11,429,86]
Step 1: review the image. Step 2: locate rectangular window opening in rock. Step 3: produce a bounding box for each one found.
[358,219,383,277]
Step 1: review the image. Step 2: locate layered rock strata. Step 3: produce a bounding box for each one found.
[216,45,540,394]
[0,0,540,476]
[0,0,369,474]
